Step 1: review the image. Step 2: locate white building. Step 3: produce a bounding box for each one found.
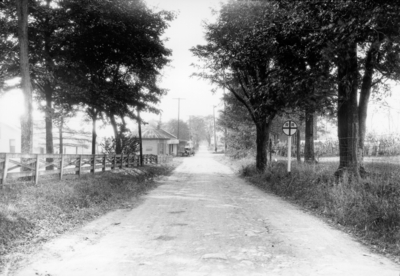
[141,126,179,156]
[0,120,21,153]
[0,119,93,154]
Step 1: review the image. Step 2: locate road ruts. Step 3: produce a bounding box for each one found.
[14,146,400,276]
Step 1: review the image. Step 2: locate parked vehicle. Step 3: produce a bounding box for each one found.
[183,146,195,156]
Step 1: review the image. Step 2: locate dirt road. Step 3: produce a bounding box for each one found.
[13,147,400,276]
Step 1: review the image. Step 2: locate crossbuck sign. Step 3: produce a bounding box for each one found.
[282,120,298,136]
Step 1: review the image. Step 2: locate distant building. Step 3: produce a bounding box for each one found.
[0,120,21,153]
[34,122,93,154]
[141,126,179,156]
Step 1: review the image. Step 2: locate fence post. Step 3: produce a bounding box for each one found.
[127,154,130,168]
[60,155,64,180]
[76,155,82,176]
[1,154,9,186]
[91,155,95,174]
[35,154,40,185]
[102,154,106,172]
[113,154,117,170]
[120,153,124,169]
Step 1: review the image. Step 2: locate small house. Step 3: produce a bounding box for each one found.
[0,120,21,153]
[141,126,179,156]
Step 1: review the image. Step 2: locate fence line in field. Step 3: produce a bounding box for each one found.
[0,153,173,187]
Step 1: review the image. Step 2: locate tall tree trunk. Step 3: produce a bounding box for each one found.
[296,127,301,163]
[358,40,380,173]
[255,118,271,171]
[44,83,54,170]
[337,41,360,179]
[304,109,316,163]
[110,114,124,155]
[59,116,63,154]
[90,109,98,155]
[44,83,54,155]
[16,0,33,154]
[109,114,122,154]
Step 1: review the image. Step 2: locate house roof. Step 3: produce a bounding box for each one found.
[141,127,177,140]
[0,119,20,131]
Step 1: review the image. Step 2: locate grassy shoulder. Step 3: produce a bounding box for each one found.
[0,161,180,273]
[219,155,400,262]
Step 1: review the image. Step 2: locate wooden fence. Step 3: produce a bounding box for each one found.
[0,153,172,186]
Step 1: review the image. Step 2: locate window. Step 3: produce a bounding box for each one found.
[9,139,15,153]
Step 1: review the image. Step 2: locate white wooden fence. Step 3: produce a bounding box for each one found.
[0,153,172,186]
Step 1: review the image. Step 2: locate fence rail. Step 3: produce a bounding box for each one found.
[0,153,173,187]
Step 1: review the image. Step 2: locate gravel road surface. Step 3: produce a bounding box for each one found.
[14,147,400,276]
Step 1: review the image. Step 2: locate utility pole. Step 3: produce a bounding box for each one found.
[213,105,217,152]
[223,88,228,153]
[173,98,185,139]
[138,109,143,166]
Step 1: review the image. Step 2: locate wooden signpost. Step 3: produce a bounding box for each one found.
[282,120,298,173]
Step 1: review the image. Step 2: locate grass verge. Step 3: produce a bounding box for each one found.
[237,159,400,261]
[0,162,178,273]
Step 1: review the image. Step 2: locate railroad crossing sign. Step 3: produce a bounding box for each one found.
[282,120,298,136]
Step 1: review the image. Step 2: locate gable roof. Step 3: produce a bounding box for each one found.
[0,119,20,132]
[141,127,177,140]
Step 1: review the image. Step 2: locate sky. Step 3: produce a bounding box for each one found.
[0,0,226,132]
[1,0,400,137]
[142,0,226,123]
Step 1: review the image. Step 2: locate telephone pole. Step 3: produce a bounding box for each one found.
[213,105,217,152]
[173,98,185,139]
[137,109,143,166]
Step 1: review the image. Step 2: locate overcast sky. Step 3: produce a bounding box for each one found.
[0,0,226,130]
[143,0,226,123]
[1,0,399,136]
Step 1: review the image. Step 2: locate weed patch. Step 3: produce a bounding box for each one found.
[239,161,400,258]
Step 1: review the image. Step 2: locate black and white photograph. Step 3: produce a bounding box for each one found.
[1,0,400,275]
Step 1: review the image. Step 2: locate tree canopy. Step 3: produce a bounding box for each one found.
[0,0,174,154]
[193,0,400,176]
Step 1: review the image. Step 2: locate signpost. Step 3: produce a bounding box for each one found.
[282,120,298,173]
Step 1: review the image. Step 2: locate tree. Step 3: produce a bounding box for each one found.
[310,1,400,176]
[188,115,207,148]
[218,92,256,158]
[164,119,190,141]
[0,0,173,156]
[60,0,173,154]
[279,0,400,176]
[15,0,33,154]
[271,0,336,163]
[192,1,295,170]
